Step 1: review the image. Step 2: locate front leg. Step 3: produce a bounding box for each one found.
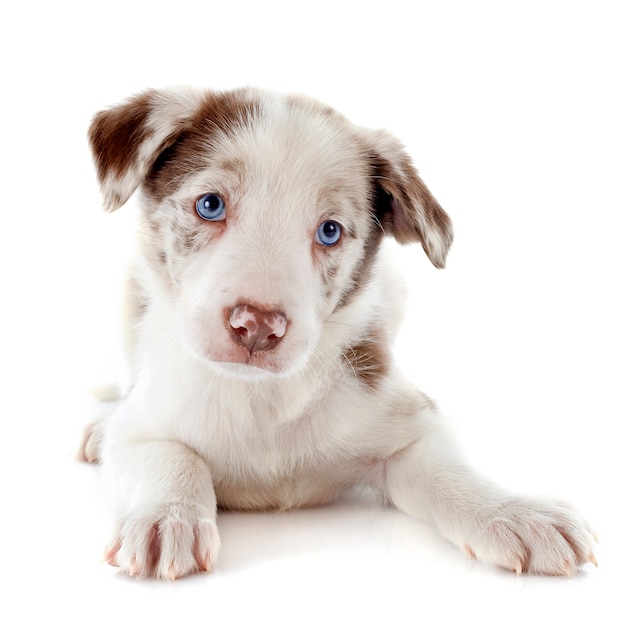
[102,439,220,579]
[383,409,597,575]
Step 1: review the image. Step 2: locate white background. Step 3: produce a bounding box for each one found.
[1,1,624,624]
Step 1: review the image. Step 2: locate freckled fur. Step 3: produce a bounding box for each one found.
[343,331,390,390]
[80,86,596,580]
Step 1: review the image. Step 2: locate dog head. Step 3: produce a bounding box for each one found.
[89,88,453,377]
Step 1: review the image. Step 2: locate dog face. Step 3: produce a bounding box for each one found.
[89,88,453,377]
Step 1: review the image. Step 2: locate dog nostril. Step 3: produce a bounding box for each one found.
[232,326,249,340]
[229,304,287,353]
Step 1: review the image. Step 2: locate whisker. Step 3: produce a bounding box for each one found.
[324,319,359,331]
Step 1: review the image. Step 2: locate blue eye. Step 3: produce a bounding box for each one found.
[316,220,342,247]
[196,193,226,221]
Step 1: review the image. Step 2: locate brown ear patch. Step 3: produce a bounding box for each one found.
[343,332,390,390]
[364,130,453,268]
[89,90,156,185]
[89,88,263,212]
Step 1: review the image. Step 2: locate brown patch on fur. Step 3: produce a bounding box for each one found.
[335,206,385,310]
[195,90,262,138]
[371,152,451,247]
[144,91,261,203]
[89,90,156,182]
[364,133,453,268]
[343,332,390,390]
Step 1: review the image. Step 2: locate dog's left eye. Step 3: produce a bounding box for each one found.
[196,193,226,221]
[316,220,342,247]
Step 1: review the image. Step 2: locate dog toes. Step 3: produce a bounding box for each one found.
[104,504,220,579]
[460,497,597,576]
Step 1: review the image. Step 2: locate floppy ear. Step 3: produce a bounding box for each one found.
[366,129,453,268]
[88,89,200,211]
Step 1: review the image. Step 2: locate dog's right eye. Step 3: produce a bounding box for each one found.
[196,194,226,221]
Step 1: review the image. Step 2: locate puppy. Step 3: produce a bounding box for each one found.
[79,87,596,579]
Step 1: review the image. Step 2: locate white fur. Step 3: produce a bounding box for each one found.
[80,87,596,579]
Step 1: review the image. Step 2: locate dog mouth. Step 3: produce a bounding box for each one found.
[203,341,313,379]
[207,358,288,379]
[187,336,295,377]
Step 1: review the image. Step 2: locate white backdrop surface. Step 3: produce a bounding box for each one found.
[1,1,624,624]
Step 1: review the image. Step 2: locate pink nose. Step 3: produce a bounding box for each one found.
[229,304,288,353]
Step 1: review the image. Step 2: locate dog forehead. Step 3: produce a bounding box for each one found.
[144,90,373,222]
[215,93,368,188]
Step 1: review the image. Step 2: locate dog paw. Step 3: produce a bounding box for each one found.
[76,421,104,463]
[104,503,220,579]
[460,497,597,576]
